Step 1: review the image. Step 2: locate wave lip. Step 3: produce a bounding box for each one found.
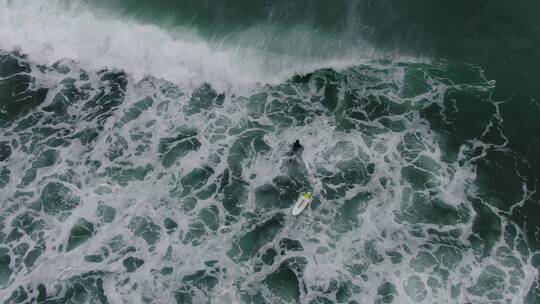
[0,0,398,91]
[0,0,245,89]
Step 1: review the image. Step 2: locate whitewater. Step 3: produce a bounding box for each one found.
[0,0,539,303]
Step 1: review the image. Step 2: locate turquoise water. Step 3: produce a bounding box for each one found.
[0,1,539,303]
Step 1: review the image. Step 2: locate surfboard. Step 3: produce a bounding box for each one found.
[292,192,313,216]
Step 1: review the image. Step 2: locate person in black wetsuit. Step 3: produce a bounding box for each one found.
[288,139,304,159]
[291,139,303,154]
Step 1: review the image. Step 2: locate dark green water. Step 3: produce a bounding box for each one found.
[0,0,539,303]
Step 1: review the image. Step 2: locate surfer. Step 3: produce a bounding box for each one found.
[286,138,322,215]
[288,139,304,159]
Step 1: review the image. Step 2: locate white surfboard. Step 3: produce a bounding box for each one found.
[292,192,313,216]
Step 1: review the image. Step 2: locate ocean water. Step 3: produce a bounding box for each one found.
[1,1,539,303]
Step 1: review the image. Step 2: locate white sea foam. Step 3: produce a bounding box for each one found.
[0,55,534,302]
[0,1,535,302]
